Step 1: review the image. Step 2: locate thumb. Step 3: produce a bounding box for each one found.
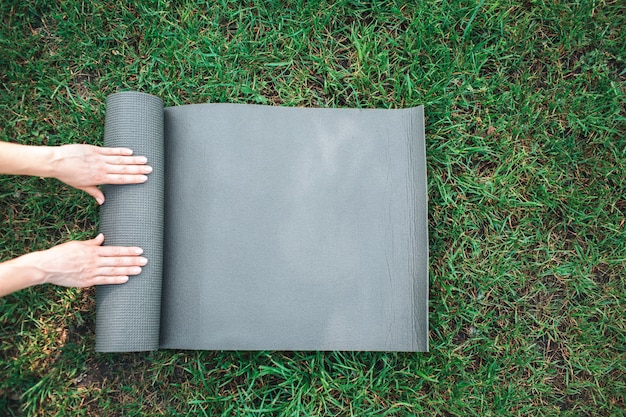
[81,186,105,205]
[89,233,105,246]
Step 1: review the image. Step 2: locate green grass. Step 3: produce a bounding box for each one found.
[1,0,624,415]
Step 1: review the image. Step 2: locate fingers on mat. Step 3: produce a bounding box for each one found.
[99,147,134,156]
[98,246,144,257]
[96,266,142,276]
[98,256,147,267]
[94,276,130,285]
[105,173,149,184]
[106,164,153,175]
[105,155,148,165]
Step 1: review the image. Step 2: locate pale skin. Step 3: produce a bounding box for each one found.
[0,142,153,297]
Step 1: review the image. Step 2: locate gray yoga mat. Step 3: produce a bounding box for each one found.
[96,91,428,352]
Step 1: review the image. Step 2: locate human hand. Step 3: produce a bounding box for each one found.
[51,144,152,204]
[15,234,146,288]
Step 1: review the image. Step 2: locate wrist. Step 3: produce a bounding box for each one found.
[0,254,46,296]
[10,252,47,286]
[35,145,59,178]
[18,145,58,178]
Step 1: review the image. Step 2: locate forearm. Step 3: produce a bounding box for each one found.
[0,142,56,178]
[0,254,44,297]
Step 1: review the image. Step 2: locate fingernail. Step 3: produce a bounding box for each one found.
[138,156,148,163]
[131,267,142,274]
[96,197,104,205]
[134,248,143,255]
[121,276,130,283]
[138,257,148,265]
[145,166,153,173]
[140,175,148,182]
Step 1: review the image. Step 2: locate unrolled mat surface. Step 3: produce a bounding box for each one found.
[96,91,428,352]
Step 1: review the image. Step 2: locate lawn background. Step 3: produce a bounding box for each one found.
[0,0,624,415]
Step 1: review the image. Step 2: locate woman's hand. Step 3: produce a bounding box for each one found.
[51,144,152,204]
[0,234,146,296]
